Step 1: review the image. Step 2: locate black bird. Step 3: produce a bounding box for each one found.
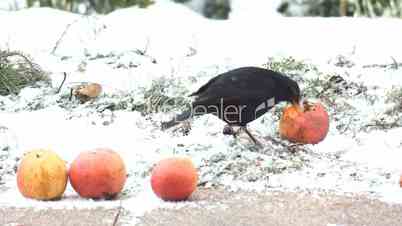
[161,66,301,145]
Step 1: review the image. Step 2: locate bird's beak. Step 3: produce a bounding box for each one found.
[292,96,304,111]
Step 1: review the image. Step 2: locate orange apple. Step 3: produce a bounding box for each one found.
[17,149,68,200]
[279,101,329,144]
[399,175,402,188]
[151,157,198,201]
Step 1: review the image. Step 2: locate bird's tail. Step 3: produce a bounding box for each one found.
[161,109,192,130]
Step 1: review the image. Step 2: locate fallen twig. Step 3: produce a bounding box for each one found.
[362,57,402,69]
[134,37,157,63]
[112,200,123,226]
[51,18,80,55]
[391,56,399,69]
[69,88,74,101]
[56,72,67,94]
[136,37,150,56]
[363,119,401,131]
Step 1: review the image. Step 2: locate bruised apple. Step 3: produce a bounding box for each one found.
[17,149,68,200]
[72,83,102,103]
[279,101,329,144]
[69,148,126,199]
[151,157,198,201]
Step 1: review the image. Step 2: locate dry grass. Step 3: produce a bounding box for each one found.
[0,50,48,96]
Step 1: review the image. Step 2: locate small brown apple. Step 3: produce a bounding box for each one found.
[71,83,102,103]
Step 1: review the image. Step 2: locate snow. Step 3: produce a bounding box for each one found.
[344,128,402,170]
[1,0,402,224]
[229,0,282,19]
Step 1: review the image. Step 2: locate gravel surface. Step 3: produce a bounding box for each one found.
[2,188,402,226]
[139,188,402,226]
[1,207,129,226]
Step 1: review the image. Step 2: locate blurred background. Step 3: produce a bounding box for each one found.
[0,0,401,19]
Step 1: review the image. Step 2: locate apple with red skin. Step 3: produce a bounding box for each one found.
[399,175,402,188]
[279,101,329,144]
[151,157,198,201]
[69,148,126,199]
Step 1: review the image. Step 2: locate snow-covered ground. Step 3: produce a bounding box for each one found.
[1,0,402,223]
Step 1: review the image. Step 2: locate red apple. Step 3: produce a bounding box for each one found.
[279,101,329,144]
[151,157,198,201]
[399,175,402,188]
[69,148,126,199]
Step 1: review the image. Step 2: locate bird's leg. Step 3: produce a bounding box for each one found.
[242,127,263,147]
[182,121,192,135]
[223,125,241,136]
[223,124,235,135]
[223,125,243,138]
[224,125,263,147]
[172,120,192,135]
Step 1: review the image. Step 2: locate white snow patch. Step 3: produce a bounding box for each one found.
[1,1,402,222]
[343,128,402,171]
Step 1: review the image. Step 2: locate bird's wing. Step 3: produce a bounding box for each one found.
[193,67,277,106]
[189,74,220,97]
